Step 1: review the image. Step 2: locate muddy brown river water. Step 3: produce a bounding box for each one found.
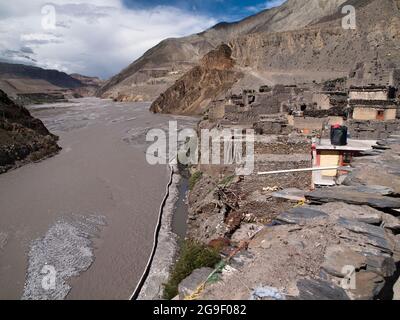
[0,98,196,300]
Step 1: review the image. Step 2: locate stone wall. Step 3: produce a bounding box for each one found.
[390,69,400,89]
[353,107,397,121]
[349,90,388,101]
[346,120,400,140]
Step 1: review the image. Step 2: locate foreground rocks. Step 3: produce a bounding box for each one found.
[184,134,400,300]
[0,89,60,173]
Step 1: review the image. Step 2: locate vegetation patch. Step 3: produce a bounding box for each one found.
[189,171,203,190]
[163,240,221,300]
[219,175,235,187]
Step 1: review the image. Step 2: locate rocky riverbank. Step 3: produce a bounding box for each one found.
[177,133,400,300]
[0,89,60,174]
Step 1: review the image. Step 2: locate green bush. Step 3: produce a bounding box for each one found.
[163,240,221,300]
[189,171,203,190]
[219,175,235,187]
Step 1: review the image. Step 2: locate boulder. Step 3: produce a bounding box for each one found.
[178,268,213,300]
[321,245,367,278]
[347,272,385,300]
[271,188,306,202]
[306,187,400,209]
[295,279,349,300]
[318,202,382,224]
[337,218,392,253]
[365,255,396,277]
[276,207,328,225]
[382,214,400,231]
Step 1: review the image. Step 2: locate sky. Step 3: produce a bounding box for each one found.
[0,0,285,79]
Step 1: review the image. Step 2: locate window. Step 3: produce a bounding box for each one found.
[343,152,352,165]
[377,110,384,120]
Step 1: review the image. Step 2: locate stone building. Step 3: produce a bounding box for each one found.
[350,100,398,121]
[349,85,396,101]
[347,85,398,121]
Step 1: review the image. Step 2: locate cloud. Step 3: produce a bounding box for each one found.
[0,0,217,78]
[245,0,285,13]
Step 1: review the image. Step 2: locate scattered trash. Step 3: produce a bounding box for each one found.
[250,286,286,300]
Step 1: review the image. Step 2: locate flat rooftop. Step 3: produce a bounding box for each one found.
[316,139,376,151]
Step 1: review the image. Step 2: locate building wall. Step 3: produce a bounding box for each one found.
[209,102,225,121]
[353,107,397,121]
[390,69,400,89]
[293,117,326,131]
[353,107,379,120]
[312,93,331,110]
[319,151,340,177]
[349,91,388,101]
[384,108,397,120]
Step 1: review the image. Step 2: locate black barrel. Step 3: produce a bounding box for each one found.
[330,125,348,146]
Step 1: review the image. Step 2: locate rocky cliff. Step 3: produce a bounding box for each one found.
[229,0,400,85]
[150,44,242,115]
[0,89,60,173]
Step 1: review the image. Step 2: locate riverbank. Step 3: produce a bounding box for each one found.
[137,164,181,300]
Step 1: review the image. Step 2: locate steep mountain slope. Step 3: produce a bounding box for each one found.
[97,0,349,101]
[150,44,242,115]
[0,89,60,173]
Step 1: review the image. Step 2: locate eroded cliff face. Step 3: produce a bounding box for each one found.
[149,45,242,115]
[229,0,400,85]
[0,90,60,173]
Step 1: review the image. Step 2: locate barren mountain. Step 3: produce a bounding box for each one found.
[0,63,104,104]
[97,0,351,101]
[0,62,82,93]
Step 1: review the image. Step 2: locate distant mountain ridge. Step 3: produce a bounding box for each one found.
[0,62,104,104]
[0,62,83,89]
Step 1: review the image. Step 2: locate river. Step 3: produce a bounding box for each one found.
[0,98,196,300]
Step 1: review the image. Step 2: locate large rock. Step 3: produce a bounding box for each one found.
[295,279,349,300]
[321,245,367,278]
[347,272,385,300]
[365,255,396,278]
[318,202,382,224]
[276,207,328,225]
[306,187,400,210]
[337,218,392,254]
[382,214,400,231]
[271,188,306,202]
[178,268,213,300]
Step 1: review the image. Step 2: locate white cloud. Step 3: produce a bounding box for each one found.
[245,0,285,13]
[0,0,217,78]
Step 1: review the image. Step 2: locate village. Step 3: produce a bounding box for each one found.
[175,69,400,300]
